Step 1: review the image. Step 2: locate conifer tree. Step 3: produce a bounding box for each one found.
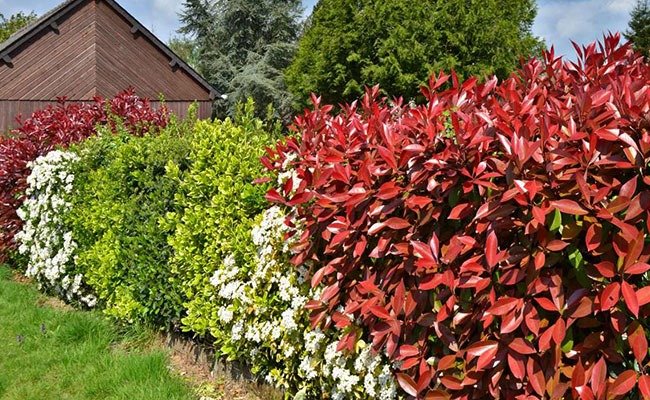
[286,0,544,108]
[179,0,303,120]
[625,0,650,57]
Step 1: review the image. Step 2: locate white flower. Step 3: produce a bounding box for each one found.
[218,307,234,323]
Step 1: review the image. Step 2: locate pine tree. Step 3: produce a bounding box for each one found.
[625,0,650,57]
[179,0,303,120]
[286,0,544,108]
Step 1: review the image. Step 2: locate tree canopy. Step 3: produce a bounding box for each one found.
[285,0,544,108]
[625,0,650,57]
[179,0,303,120]
[0,12,37,43]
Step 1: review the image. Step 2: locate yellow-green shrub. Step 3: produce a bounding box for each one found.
[165,101,279,336]
[67,117,193,324]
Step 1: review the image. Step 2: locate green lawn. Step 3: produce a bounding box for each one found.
[0,266,195,400]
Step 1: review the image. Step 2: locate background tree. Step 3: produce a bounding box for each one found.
[625,0,650,57]
[0,12,37,43]
[179,0,303,120]
[286,0,544,108]
[168,35,200,70]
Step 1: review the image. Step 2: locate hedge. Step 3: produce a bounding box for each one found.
[0,90,169,261]
[265,34,650,399]
[12,34,650,400]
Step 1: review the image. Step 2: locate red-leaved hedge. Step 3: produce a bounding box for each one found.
[265,35,650,399]
[0,89,168,260]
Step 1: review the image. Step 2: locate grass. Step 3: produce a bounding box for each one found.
[0,265,196,400]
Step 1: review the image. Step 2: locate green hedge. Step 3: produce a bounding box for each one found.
[67,116,194,324]
[165,101,279,337]
[15,101,398,399]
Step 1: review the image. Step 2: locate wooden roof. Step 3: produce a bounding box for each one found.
[0,0,220,100]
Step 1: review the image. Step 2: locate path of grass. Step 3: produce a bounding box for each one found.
[0,265,196,400]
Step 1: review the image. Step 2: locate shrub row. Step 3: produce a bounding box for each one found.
[0,90,168,261]
[265,34,650,399]
[15,100,398,399]
[12,34,650,399]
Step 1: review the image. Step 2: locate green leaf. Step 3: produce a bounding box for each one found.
[549,208,562,232]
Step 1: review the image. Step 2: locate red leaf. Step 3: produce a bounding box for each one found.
[424,389,451,400]
[486,230,499,268]
[585,223,602,252]
[370,306,391,320]
[509,338,536,355]
[396,373,418,397]
[629,321,648,363]
[449,203,471,220]
[594,261,616,279]
[507,352,526,380]
[639,375,650,399]
[609,370,637,396]
[412,240,435,267]
[487,297,519,316]
[638,286,650,306]
[466,340,499,359]
[546,240,569,251]
[626,262,650,275]
[550,199,589,215]
[377,146,398,170]
[591,357,607,397]
[385,217,411,230]
[622,281,640,317]
[600,282,621,311]
[527,358,546,396]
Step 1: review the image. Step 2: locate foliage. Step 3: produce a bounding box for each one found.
[165,100,278,335]
[179,0,302,120]
[15,151,96,307]
[266,35,650,398]
[0,265,194,400]
[285,0,543,108]
[0,11,37,43]
[0,90,169,262]
[626,0,650,57]
[202,206,398,398]
[169,35,200,70]
[67,118,193,324]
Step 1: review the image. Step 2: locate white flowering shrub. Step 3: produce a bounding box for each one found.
[210,206,398,399]
[15,150,96,307]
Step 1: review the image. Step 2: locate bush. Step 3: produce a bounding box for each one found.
[15,150,96,306]
[165,100,279,336]
[0,90,168,261]
[265,35,650,399]
[66,117,192,324]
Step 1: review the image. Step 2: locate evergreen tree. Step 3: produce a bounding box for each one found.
[625,0,650,57]
[0,12,37,43]
[179,0,303,120]
[168,35,199,70]
[286,0,544,108]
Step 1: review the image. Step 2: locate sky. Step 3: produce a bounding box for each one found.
[0,0,639,58]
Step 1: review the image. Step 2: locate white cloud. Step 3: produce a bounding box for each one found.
[534,0,635,57]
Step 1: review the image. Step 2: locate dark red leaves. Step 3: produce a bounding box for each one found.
[609,370,637,397]
[628,321,648,363]
[263,34,650,399]
[550,199,589,216]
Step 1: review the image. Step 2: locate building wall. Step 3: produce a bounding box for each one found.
[95,1,211,102]
[0,0,215,132]
[0,1,96,100]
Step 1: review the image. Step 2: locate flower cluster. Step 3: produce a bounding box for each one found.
[15,150,96,307]
[209,206,397,398]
